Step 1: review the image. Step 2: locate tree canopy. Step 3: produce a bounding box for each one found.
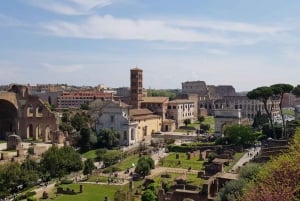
[97,129,120,149]
[224,125,257,146]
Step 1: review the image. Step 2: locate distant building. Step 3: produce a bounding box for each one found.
[167,99,195,127]
[130,67,143,109]
[182,80,280,120]
[57,91,113,109]
[96,100,161,146]
[0,85,58,140]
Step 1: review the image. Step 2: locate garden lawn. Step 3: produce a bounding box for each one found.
[82,150,97,159]
[161,152,205,170]
[42,183,127,201]
[154,172,203,188]
[117,154,139,171]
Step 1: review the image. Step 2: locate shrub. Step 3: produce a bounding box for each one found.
[103,166,121,173]
[60,179,74,184]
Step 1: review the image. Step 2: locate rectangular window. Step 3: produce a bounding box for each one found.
[111,115,115,123]
[123,131,127,140]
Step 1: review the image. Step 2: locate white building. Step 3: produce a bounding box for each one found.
[96,101,138,146]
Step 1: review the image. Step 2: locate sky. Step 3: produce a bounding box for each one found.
[0,0,300,91]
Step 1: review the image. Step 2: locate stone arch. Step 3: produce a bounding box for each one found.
[0,99,18,139]
[27,104,34,117]
[36,105,44,117]
[36,124,41,139]
[43,126,51,142]
[27,124,34,138]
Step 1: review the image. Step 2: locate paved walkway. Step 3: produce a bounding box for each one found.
[230,146,261,173]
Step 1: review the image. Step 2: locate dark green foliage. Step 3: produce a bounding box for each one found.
[183,119,191,126]
[292,85,300,97]
[97,129,120,149]
[198,116,205,123]
[252,111,269,129]
[224,125,256,146]
[0,162,22,198]
[147,89,176,100]
[61,112,70,123]
[200,123,210,132]
[271,83,294,138]
[78,127,96,151]
[60,179,74,184]
[135,156,155,178]
[239,163,261,181]
[59,122,74,133]
[247,86,276,138]
[102,165,121,174]
[167,144,195,152]
[40,146,82,178]
[20,159,40,187]
[83,158,95,175]
[215,179,245,201]
[207,152,217,163]
[102,150,122,167]
[80,102,90,110]
[141,189,157,201]
[95,148,107,161]
[71,112,88,131]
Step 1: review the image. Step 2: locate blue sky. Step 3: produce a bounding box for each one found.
[0,0,300,91]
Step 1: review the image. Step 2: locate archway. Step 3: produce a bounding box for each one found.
[27,124,33,138]
[0,99,18,139]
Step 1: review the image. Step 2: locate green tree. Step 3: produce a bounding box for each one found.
[97,129,120,149]
[200,123,210,132]
[0,162,22,198]
[141,189,156,201]
[102,150,122,166]
[198,115,205,123]
[183,119,191,127]
[78,127,97,152]
[224,125,256,146]
[40,146,82,178]
[20,159,40,188]
[252,111,269,129]
[271,84,294,138]
[71,112,88,131]
[135,156,154,178]
[247,86,276,138]
[80,102,90,110]
[83,158,95,175]
[215,179,245,201]
[96,148,107,161]
[292,84,300,97]
[147,89,176,100]
[59,122,74,133]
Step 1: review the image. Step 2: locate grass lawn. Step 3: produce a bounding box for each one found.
[117,154,139,171]
[161,152,205,170]
[82,150,97,159]
[41,183,129,201]
[153,172,203,188]
[283,108,295,116]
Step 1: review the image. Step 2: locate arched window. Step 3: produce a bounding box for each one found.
[27,105,34,117]
[36,105,43,117]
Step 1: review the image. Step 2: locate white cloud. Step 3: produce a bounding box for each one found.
[26,0,112,15]
[206,49,227,55]
[175,19,287,35]
[42,63,83,73]
[42,15,262,45]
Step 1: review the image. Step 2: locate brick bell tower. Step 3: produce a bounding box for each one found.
[130,67,143,109]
